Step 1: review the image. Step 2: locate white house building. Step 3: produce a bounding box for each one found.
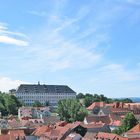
[16,83,76,106]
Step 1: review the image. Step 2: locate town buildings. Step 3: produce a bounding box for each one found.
[0,101,140,139]
[16,83,76,106]
[18,106,51,120]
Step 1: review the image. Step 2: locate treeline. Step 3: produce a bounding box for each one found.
[76,93,133,107]
[0,92,22,116]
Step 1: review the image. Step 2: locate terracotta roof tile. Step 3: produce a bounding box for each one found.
[33,122,81,139]
[95,132,127,140]
[0,130,25,140]
[33,125,52,136]
[110,120,121,126]
[111,108,130,113]
[87,102,105,110]
[81,122,105,129]
[127,124,140,133]
[83,132,97,139]
[85,115,111,124]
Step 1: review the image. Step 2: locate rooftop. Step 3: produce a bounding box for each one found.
[127,124,140,134]
[16,84,76,93]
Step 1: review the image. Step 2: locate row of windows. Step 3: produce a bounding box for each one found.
[23,100,58,104]
[17,92,75,95]
[18,95,75,99]
[17,95,75,97]
[18,96,75,101]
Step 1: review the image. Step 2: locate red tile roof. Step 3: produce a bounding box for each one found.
[111,108,131,113]
[8,118,23,128]
[95,132,128,140]
[87,102,105,110]
[127,124,140,133]
[0,135,9,140]
[81,122,105,129]
[33,122,81,139]
[0,130,25,140]
[85,115,111,124]
[33,125,52,136]
[110,120,121,126]
[95,132,117,139]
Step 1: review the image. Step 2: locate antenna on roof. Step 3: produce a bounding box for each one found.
[38,81,40,85]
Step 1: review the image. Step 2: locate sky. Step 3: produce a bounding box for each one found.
[0,0,140,98]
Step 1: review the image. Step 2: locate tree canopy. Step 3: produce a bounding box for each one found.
[45,100,50,106]
[83,93,113,107]
[76,93,133,107]
[114,98,133,103]
[57,99,88,123]
[76,93,85,99]
[0,93,22,115]
[32,100,43,107]
[121,112,138,131]
[113,112,138,135]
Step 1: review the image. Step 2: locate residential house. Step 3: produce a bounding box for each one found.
[87,102,105,114]
[32,107,51,119]
[81,122,111,133]
[18,107,51,121]
[84,114,111,125]
[18,107,32,121]
[109,120,121,131]
[123,123,140,139]
[0,119,8,129]
[0,129,26,140]
[33,122,82,140]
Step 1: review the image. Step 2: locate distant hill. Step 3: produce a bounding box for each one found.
[113,97,140,103]
[130,97,140,103]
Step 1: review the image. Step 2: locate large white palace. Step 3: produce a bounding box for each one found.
[16,83,76,106]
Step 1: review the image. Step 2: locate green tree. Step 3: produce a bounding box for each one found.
[99,94,108,102]
[92,94,100,102]
[33,100,42,107]
[0,102,6,115]
[112,127,123,135]
[76,93,85,99]
[45,100,50,106]
[10,95,22,107]
[85,93,93,98]
[121,112,138,132]
[114,98,133,103]
[0,92,21,115]
[113,112,138,134]
[84,96,93,107]
[121,98,133,103]
[57,99,88,123]
[4,94,17,115]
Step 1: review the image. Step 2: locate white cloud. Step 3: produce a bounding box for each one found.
[0,22,29,46]
[23,5,108,72]
[88,63,140,97]
[100,64,137,81]
[45,43,101,71]
[0,77,28,92]
[0,35,28,46]
[24,39,101,72]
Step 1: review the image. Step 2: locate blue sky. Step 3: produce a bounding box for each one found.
[0,0,140,97]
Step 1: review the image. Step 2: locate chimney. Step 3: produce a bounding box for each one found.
[38,81,40,85]
[128,104,130,109]
[120,102,124,108]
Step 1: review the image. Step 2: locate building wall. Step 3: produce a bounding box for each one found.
[124,133,140,139]
[16,92,76,106]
